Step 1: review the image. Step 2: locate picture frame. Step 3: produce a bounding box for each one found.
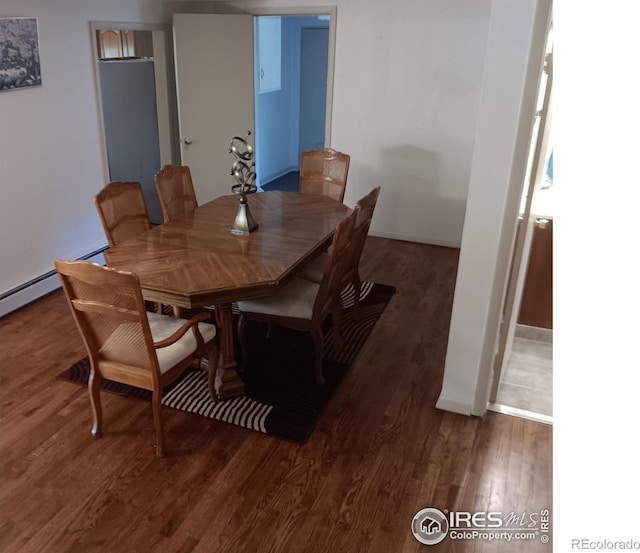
[1,17,42,92]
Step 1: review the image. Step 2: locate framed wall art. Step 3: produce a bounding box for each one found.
[1,17,42,92]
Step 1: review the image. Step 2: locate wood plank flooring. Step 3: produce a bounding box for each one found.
[0,237,552,553]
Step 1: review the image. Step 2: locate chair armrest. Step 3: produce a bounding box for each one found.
[153,312,211,349]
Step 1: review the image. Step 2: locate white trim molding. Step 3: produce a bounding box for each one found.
[0,248,106,317]
[487,402,553,425]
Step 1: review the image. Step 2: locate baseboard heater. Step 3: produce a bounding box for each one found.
[0,247,107,318]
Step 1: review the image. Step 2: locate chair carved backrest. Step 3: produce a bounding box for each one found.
[94,181,151,247]
[312,209,357,324]
[299,148,351,203]
[55,260,160,377]
[355,186,380,228]
[154,165,198,223]
[349,186,381,271]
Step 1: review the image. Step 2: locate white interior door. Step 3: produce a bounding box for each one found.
[173,14,255,203]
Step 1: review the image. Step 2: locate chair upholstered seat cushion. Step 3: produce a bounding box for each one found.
[147,312,216,373]
[237,278,320,320]
[298,253,328,284]
[100,312,216,374]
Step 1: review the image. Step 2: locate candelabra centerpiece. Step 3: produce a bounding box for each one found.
[229,131,258,235]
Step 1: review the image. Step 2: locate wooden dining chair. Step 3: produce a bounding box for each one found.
[299,148,351,203]
[94,181,151,247]
[299,186,381,311]
[154,165,198,223]
[237,209,357,385]
[55,259,219,457]
[94,181,171,315]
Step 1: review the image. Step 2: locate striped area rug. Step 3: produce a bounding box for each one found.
[57,282,395,443]
[161,371,273,433]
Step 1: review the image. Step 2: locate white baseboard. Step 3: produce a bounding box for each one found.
[0,249,106,318]
[435,397,472,416]
[369,230,461,249]
[515,324,553,343]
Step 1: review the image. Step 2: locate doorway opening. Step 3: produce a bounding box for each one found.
[91,22,172,225]
[488,25,554,425]
[253,15,330,193]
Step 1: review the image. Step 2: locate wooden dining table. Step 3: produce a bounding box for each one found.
[105,191,350,400]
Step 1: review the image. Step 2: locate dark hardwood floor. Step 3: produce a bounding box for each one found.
[0,237,552,552]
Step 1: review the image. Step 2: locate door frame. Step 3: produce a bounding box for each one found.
[90,21,174,185]
[488,45,554,408]
[249,6,337,150]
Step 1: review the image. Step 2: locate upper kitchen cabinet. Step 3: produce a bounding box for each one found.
[96,29,153,59]
[256,16,281,94]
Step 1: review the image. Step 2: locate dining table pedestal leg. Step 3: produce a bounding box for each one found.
[211,303,246,400]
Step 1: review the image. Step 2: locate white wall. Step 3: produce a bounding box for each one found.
[234,0,492,247]
[436,0,552,416]
[0,0,164,298]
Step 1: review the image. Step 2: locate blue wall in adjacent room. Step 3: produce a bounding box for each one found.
[254,16,329,187]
